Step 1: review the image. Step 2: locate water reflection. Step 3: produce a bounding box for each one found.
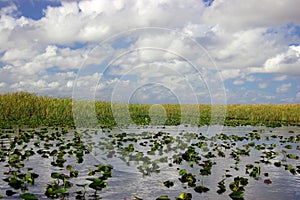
[0,125,299,199]
[86,125,300,200]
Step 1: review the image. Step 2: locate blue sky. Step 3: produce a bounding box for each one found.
[0,0,299,104]
[0,0,61,19]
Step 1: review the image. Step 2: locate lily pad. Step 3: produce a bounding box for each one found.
[229,191,244,200]
[194,185,210,193]
[156,196,170,200]
[20,193,38,200]
[177,192,192,200]
[163,180,174,188]
[6,190,17,196]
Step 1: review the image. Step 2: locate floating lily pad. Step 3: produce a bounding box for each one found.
[6,190,17,196]
[163,180,174,188]
[156,196,170,200]
[217,179,226,194]
[274,162,281,167]
[229,191,244,200]
[177,192,192,200]
[86,178,107,191]
[8,178,23,190]
[66,165,74,171]
[194,185,210,193]
[20,193,38,200]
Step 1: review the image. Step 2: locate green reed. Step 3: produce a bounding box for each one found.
[0,92,299,128]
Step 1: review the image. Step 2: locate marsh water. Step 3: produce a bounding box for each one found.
[0,125,299,199]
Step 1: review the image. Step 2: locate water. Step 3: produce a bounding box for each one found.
[0,125,299,199]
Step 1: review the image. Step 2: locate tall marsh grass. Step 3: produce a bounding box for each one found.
[0,92,299,128]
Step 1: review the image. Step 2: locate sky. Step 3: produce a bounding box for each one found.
[0,0,300,104]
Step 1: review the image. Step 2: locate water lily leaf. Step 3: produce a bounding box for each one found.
[285,164,294,171]
[245,164,253,169]
[217,179,226,194]
[64,181,73,188]
[163,180,174,188]
[132,195,143,200]
[287,154,299,159]
[156,196,170,200]
[179,173,196,186]
[289,168,297,175]
[177,192,192,200]
[8,178,23,190]
[66,165,74,171]
[14,163,25,169]
[20,193,38,200]
[194,185,210,193]
[217,185,226,194]
[86,178,107,190]
[229,191,244,199]
[76,183,88,187]
[51,172,60,179]
[6,190,17,196]
[53,189,68,195]
[229,182,239,192]
[274,162,281,167]
[235,177,248,186]
[284,145,293,149]
[70,170,79,178]
[179,169,187,176]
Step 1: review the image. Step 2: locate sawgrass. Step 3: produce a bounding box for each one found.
[0,92,299,128]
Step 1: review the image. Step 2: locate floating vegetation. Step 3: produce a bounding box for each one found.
[176,192,192,200]
[228,176,248,200]
[163,180,174,188]
[0,127,113,199]
[0,126,299,199]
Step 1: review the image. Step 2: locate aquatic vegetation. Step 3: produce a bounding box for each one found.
[217,179,226,194]
[176,192,192,200]
[163,180,174,188]
[0,127,114,199]
[156,195,170,200]
[92,127,299,199]
[0,125,299,199]
[228,176,248,200]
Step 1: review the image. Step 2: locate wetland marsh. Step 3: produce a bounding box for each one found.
[0,93,299,199]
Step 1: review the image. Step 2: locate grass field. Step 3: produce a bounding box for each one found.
[0,92,299,128]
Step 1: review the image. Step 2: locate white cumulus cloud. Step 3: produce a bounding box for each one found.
[263,45,300,75]
[0,0,299,104]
